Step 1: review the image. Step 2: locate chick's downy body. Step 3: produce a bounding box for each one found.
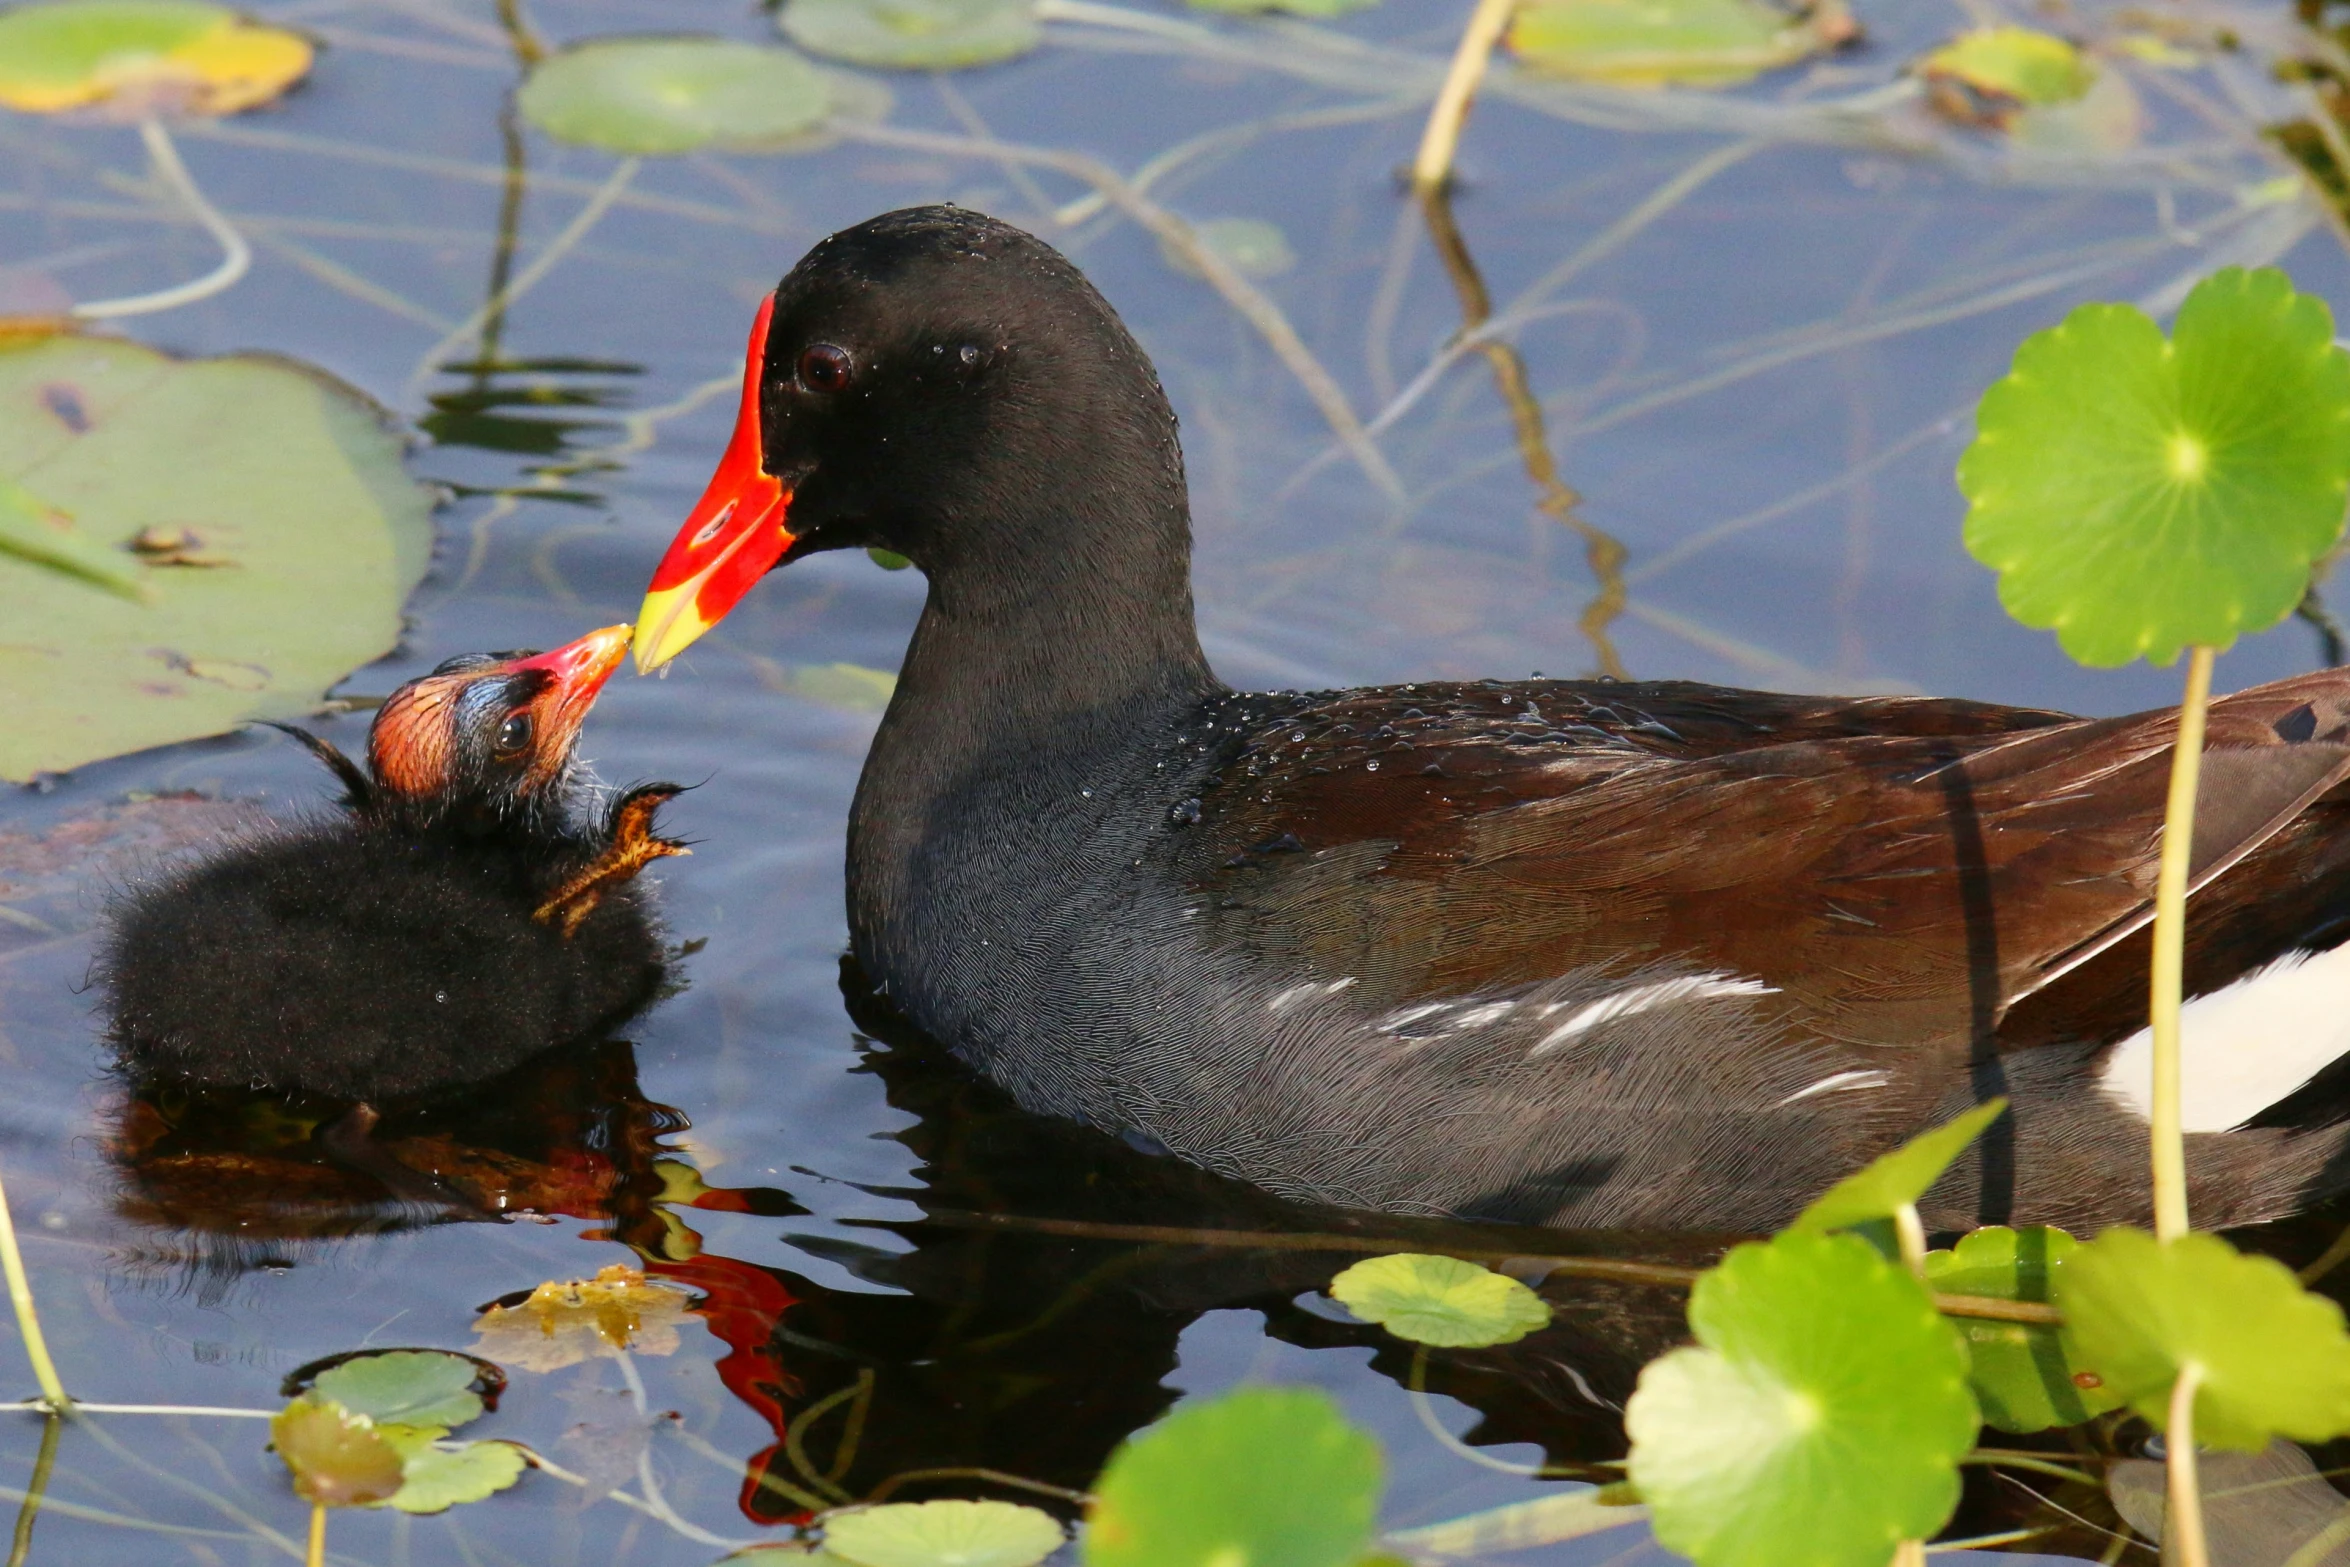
[101,626,684,1101]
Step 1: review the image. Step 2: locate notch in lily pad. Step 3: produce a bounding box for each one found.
[1624,1228,1977,1567]
[518,36,832,156]
[1085,1386,1382,1567]
[0,0,312,117]
[1959,267,2350,668]
[1327,1253,1551,1348]
[823,1498,1065,1567]
[778,0,1039,71]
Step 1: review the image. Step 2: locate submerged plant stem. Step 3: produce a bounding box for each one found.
[6,1411,58,1567]
[0,1164,64,1413]
[72,120,250,321]
[2151,646,2214,1242]
[1412,0,1518,192]
[2166,1363,2208,1567]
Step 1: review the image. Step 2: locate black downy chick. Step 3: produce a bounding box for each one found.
[101,625,687,1102]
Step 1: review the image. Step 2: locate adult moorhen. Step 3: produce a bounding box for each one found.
[631,206,2350,1232]
[102,625,686,1102]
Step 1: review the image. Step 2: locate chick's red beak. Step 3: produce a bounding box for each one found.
[633,296,795,673]
[510,623,631,787]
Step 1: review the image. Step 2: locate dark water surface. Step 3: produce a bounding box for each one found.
[5,0,2350,1560]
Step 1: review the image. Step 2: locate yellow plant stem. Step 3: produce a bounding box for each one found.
[1411,0,1519,192]
[1891,1541,1925,1567]
[1893,1202,1928,1281]
[0,1161,66,1412]
[307,1501,326,1567]
[2165,1363,2208,1567]
[2150,645,2215,1242]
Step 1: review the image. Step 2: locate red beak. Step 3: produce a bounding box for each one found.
[633,296,796,672]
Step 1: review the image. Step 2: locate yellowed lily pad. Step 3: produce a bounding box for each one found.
[1920,27,2092,130]
[0,0,311,117]
[472,1264,693,1372]
[1509,0,1845,89]
[0,330,432,782]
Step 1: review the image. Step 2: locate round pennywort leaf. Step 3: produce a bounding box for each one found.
[272,1399,405,1508]
[1085,1386,1381,1567]
[1960,267,2350,667]
[310,1350,485,1433]
[825,1499,1063,1567]
[779,0,1038,71]
[381,1437,527,1514]
[519,37,830,156]
[2058,1228,2350,1450]
[1626,1229,1977,1567]
[1327,1254,1552,1348]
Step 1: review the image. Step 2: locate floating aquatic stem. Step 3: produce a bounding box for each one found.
[72,119,250,321]
[1412,0,1518,192]
[0,1162,66,1413]
[2150,646,2213,1242]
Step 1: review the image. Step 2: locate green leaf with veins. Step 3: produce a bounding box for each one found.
[1959,267,2350,667]
[823,1499,1064,1567]
[1084,1386,1381,1567]
[1790,1099,2006,1236]
[1626,1230,1977,1567]
[1328,1254,1552,1348]
[373,1429,527,1515]
[310,1351,485,1433]
[519,37,831,155]
[2058,1228,2350,1450]
[1922,1226,2120,1432]
[779,0,1038,71]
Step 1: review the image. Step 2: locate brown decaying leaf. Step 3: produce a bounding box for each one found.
[473,1264,691,1372]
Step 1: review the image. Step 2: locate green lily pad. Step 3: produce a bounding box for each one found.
[1791,1099,2007,1237]
[824,1500,1064,1567]
[1509,0,1831,89]
[1919,27,2092,128]
[1960,267,2350,667]
[1086,1386,1382,1567]
[778,0,1038,71]
[771,660,898,711]
[377,1434,527,1515]
[2057,1228,2350,1450]
[310,1351,485,1434]
[0,471,143,596]
[1625,1229,1977,1567]
[272,1399,406,1509]
[1922,1226,2121,1432]
[1163,217,1296,281]
[518,37,832,156]
[1186,0,1378,17]
[0,330,433,782]
[0,0,311,117]
[1327,1254,1552,1348]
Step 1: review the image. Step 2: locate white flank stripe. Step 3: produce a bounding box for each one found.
[1777,1069,1892,1106]
[2099,944,2350,1131]
[1529,973,1778,1058]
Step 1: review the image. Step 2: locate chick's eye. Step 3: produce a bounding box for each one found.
[496,711,533,753]
[798,344,852,393]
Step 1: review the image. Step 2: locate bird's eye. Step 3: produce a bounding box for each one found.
[496,711,533,753]
[798,344,852,393]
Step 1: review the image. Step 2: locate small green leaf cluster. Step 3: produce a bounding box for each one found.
[272,1349,524,1516]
